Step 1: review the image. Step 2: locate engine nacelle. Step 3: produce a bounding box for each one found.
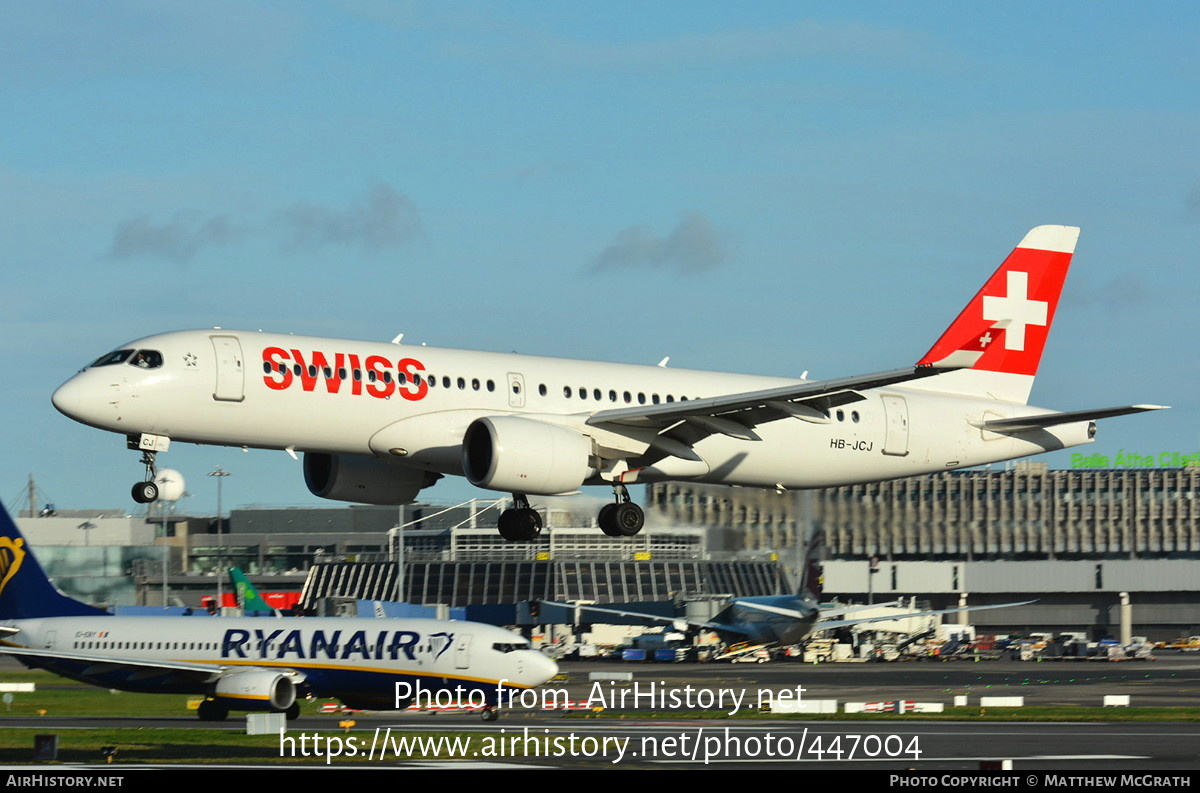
[303,453,438,504]
[213,670,296,711]
[463,416,595,495]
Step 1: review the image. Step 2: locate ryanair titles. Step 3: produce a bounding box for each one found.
[221,628,453,662]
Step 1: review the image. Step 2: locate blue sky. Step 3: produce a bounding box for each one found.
[3,2,1197,515]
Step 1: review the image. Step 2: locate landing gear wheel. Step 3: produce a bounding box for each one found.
[131,481,159,504]
[497,507,542,541]
[197,699,229,722]
[283,702,301,721]
[613,502,644,536]
[480,707,499,722]
[598,503,622,536]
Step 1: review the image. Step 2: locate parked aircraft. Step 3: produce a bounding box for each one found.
[51,226,1164,540]
[0,503,557,720]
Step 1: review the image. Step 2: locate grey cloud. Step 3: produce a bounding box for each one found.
[590,213,726,273]
[105,185,422,263]
[107,212,246,263]
[275,184,423,252]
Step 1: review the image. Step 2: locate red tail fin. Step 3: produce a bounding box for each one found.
[918,225,1077,378]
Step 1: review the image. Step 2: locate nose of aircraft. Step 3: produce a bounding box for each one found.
[52,376,111,428]
[527,651,559,686]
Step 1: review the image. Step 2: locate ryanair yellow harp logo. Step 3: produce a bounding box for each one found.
[0,537,26,597]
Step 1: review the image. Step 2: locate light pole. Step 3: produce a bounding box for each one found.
[208,466,231,613]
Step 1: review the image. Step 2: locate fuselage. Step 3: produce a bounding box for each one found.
[3,614,557,708]
[51,328,1092,498]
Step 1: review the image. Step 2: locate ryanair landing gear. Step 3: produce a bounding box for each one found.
[598,485,643,537]
[283,702,301,721]
[131,450,159,504]
[480,707,499,722]
[197,699,229,722]
[497,494,542,541]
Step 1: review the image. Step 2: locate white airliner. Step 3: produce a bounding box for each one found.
[51,226,1164,540]
[0,503,557,720]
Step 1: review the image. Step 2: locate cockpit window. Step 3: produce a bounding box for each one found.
[91,349,135,367]
[492,642,530,654]
[129,350,163,369]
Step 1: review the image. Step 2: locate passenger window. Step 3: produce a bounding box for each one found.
[563,386,571,398]
[666,395,674,402]
[836,409,845,422]
[443,376,451,388]
[609,390,617,402]
[487,380,495,392]
[539,384,547,396]
[413,374,422,386]
[652,394,660,404]
[637,393,646,404]
[624,391,632,403]
[457,377,465,389]
[593,389,601,401]
[383,371,393,383]
[427,374,436,387]
[851,411,860,423]
[578,387,586,400]
[294,364,302,376]
[472,378,480,391]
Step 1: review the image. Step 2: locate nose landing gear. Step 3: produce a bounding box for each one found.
[131,450,160,504]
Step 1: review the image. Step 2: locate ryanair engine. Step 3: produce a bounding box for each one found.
[462,416,596,495]
[303,453,439,504]
[213,670,297,712]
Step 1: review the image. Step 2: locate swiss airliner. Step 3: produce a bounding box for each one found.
[51,226,1164,541]
[0,503,557,720]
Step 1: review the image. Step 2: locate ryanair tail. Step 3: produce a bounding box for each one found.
[0,501,108,620]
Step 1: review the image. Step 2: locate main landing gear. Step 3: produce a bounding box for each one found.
[495,485,645,542]
[131,450,160,504]
[598,484,644,537]
[497,494,543,541]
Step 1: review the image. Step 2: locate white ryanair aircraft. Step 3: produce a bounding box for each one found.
[0,502,557,720]
[52,226,1164,541]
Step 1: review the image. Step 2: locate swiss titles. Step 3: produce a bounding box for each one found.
[262,347,428,401]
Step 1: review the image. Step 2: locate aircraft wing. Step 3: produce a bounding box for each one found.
[585,365,949,438]
[812,599,1036,632]
[540,600,726,632]
[972,405,1168,433]
[0,645,226,680]
[734,600,900,621]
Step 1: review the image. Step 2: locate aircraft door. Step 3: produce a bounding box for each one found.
[506,373,526,408]
[210,335,246,403]
[454,634,472,670]
[881,394,910,456]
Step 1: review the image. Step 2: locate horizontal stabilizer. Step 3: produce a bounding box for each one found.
[972,405,1169,433]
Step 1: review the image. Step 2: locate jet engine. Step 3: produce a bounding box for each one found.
[303,453,439,504]
[463,416,595,495]
[213,670,296,711]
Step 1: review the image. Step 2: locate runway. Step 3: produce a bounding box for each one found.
[2,655,1198,769]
